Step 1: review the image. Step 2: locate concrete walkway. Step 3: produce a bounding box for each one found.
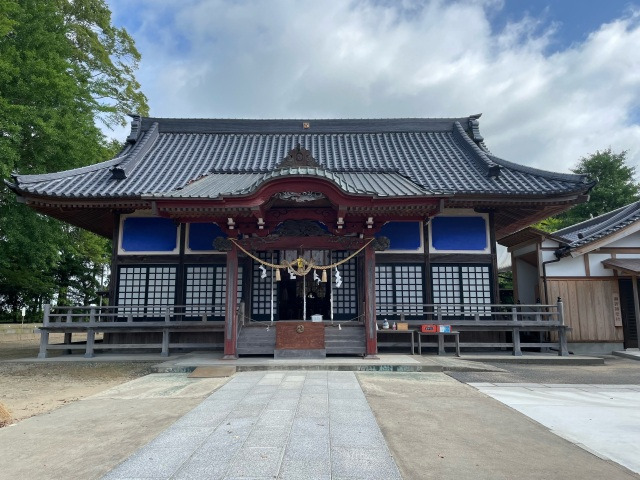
[614,349,640,361]
[103,371,402,480]
[471,383,640,475]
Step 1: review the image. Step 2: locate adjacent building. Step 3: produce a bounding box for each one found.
[501,201,640,354]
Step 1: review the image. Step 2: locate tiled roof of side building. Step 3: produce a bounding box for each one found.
[8,115,593,199]
[553,200,640,248]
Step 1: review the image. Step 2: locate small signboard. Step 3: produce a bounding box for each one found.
[612,293,623,327]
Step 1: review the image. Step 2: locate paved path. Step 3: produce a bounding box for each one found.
[103,371,402,480]
[470,383,640,475]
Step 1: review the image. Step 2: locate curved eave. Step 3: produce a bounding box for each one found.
[146,168,445,199]
[148,174,445,211]
[9,191,150,238]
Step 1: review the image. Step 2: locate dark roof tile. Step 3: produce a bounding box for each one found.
[11,116,593,199]
[554,200,640,248]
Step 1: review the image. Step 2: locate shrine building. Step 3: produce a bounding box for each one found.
[7,115,595,358]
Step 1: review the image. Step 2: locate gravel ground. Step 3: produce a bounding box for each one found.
[0,336,154,425]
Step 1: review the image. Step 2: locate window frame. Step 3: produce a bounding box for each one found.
[430,263,493,317]
[375,263,426,320]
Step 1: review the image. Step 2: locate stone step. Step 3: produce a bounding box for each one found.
[326,347,366,355]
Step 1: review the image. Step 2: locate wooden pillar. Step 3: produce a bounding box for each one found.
[488,211,499,304]
[85,329,95,358]
[364,243,378,357]
[557,297,568,356]
[108,212,121,307]
[223,245,239,359]
[512,327,522,356]
[424,221,432,311]
[38,304,51,359]
[175,223,187,308]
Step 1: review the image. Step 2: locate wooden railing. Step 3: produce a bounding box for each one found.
[37,300,570,358]
[38,303,232,359]
[43,304,226,325]
[376,299,569,356]
[376,301,563,324]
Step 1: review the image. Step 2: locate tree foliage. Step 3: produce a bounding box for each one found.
[0,0,148,321]
[536,149,640,233]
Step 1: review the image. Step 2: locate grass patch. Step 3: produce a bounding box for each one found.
[0,402,12,427]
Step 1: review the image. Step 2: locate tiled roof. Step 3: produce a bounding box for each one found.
[156,169,433,199]
[9,115,592,199]
[553,200,640,248]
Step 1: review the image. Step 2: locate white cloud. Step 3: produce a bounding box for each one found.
[109,0,640,174]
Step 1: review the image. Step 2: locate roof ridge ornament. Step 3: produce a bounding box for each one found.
[276,144,321,170]
[126,114,142,144]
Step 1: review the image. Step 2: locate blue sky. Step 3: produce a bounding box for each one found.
[489,1,636,50]
[106,0,640,173]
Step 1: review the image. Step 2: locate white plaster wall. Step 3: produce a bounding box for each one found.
[545,254,586,277]
[516,259,539,303]
[588,253,614,277]
[605,230,640,248]
[541,249,557,263]
[614,253,640,259]
[542,239,561,249]
[513,243,536,257]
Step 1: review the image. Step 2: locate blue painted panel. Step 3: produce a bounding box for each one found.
[189,223,226,251]
[121,217,178,252]
[431,216,487,250]
[376,222,422,250]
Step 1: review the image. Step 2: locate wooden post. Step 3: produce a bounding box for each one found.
[558,327,569,356]
[38,304,51,359]
[364,243,378,357]
[162,307,170,357]
[85,329,95,358]
[64,310,72,346]
[512,327,522,356]
[557,297,564,325]
[224,245,239,359]
[557,297,568,356]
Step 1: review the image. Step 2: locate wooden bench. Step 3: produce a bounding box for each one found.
[376,329,416,354]
[397,321,570,356]
[416,330,460,356]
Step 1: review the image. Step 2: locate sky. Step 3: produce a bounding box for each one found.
[106,0,640,174]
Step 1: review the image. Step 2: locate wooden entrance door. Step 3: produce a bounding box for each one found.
[618,279,639,349]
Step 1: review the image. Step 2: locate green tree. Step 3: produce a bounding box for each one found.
[536,149,640,232]
[0,0,147,321]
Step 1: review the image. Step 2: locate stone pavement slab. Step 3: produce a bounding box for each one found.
[471,383,640,474]
[103,371,402,480]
